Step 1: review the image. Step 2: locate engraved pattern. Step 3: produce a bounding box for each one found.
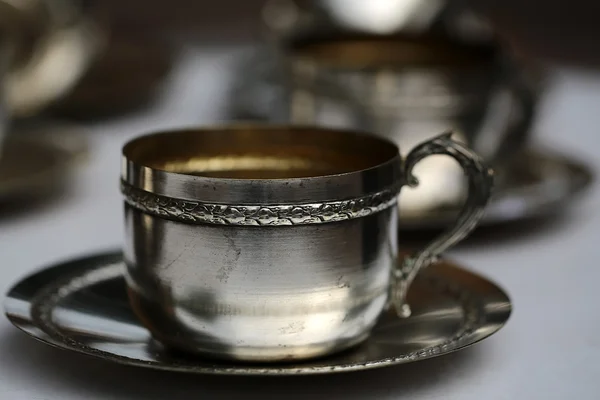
[120,181,400,226]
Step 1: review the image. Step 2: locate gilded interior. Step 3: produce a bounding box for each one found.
[123,126,399,179]
[289,35,496,68]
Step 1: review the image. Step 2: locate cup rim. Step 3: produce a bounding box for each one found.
[121,124,402,205]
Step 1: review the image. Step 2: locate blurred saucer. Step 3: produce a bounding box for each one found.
[399,147,593,230]
[4,251,510,376]
[47,34,175,120]
[0,124,88,203]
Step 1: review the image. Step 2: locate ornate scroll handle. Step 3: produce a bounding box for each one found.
[393,131,494,318]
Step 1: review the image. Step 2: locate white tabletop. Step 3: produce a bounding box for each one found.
[1,44,599,399]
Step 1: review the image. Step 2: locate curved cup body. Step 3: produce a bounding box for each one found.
[121,126,402,362]
[124,205,396,361]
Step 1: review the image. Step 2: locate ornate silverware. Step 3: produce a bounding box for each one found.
[121,125,492,362]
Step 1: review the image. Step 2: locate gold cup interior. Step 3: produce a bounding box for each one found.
[124,126,398,180]
[289,34,496,68]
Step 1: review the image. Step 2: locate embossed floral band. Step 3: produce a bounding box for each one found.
[120,125,403,226]
[120,181,400,226]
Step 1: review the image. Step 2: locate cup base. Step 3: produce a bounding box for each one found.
[150,331,371,364]
[127,287,376,364]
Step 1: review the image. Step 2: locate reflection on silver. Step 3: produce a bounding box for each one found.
[4,251,512,375]
[262,0,494,42]
[121,126,402,363]
[320,0,445,34]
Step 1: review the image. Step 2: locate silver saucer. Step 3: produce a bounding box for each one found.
[4,251,511,376]
[400,147,593,230]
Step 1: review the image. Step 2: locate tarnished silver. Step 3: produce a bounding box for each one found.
[399,148,594,230]
[4,251,512,375]
[120,125,492,362]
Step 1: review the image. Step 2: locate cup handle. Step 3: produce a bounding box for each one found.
[392,131,494,318]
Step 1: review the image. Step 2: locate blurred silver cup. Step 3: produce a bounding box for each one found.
[275,34,535,168]
[121,125,492,362]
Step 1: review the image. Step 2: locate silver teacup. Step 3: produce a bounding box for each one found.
[121,125,493,362]
[276,34,535,167]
